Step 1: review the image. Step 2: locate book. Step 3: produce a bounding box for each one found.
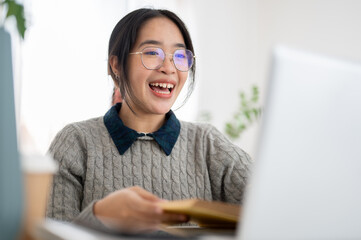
[158,199,241,228]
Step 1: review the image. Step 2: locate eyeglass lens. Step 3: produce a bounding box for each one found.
[141,47,194,72]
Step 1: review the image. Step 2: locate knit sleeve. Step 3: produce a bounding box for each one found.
[45,123,114,230]
[45,124,102,226]
[204,125,252,204]
[46,124,86,221]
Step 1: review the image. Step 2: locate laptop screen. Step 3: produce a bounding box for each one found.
[239,46,361,240]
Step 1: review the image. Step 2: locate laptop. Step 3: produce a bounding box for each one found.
[35,46,361,240]
[239,46,361,240]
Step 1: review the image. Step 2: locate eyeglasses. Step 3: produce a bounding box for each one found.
[129,47,195,72]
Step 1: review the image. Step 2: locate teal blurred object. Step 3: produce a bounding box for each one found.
[0,27,24,239]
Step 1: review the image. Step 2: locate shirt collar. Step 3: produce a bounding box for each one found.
[104,103,180,156]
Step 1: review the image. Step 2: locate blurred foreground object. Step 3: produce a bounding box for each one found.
[0,26,23,240]
[241,46,361,239]
[22,154,57,240]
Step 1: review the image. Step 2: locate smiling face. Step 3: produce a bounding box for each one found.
[125,17,189,116]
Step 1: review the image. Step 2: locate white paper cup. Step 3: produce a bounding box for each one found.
[21,154,57,240]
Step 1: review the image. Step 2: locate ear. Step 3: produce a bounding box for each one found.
[109,55,120,77]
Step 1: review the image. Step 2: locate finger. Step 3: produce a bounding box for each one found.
[129,194,163,214]
[128,194,164,220]
[130,201,185,225]
[132,211,163,225]
[130,186,162,202]
[160,212,189,223]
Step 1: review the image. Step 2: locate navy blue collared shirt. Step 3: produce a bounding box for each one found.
[104,103,180,156]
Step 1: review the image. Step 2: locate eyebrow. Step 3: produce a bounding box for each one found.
[138,40,186,49]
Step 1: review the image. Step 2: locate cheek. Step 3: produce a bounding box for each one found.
[128,62,148,89]
[129,73,147,95]
[178,72,188,88]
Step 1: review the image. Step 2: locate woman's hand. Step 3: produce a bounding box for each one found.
[93,186,188,233]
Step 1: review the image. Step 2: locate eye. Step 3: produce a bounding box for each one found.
[144,50,159,56]
[143,48,162,57]
[175,53,186,59]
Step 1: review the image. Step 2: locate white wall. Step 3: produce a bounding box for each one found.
[193,0,361,156]
[193,0,259,156]
[19,0,199,154]
[20,0,130,153]
[17,0,361,157]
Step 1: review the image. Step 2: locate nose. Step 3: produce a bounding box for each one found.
[159,53,176,74]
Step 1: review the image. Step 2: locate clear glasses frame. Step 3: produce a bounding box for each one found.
[129,47,195,72]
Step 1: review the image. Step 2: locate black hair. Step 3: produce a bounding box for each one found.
[108,8,196,110]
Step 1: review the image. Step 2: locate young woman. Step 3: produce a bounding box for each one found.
[46,8,252,233]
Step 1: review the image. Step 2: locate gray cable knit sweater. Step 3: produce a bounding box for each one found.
[46,116,252,227]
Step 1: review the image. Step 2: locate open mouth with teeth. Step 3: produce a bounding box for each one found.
[149,82,175,95]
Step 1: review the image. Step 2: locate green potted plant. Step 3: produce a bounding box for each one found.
[197,85,262,141]
[225,85,262,140]
[1,0,26,39]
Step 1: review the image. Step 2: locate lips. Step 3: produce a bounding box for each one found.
[149,82,174,94]
[148,80,176,97]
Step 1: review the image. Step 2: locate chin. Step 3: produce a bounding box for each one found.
[152,107,172,115]
[145,96,176,114]
[149,103,174,115]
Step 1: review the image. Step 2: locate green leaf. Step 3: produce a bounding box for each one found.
[15,7,26,38]
[251,85,259,102]
[240,92,246,103]
[252,108,259,118]
[225,123,237,139]
[238,124,246,131]
[4,0,26,39]
[252,85,259,95]
[241,96,248,108]
[243,110,251,121]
